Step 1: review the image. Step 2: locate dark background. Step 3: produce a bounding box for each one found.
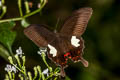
[0,0,120,80]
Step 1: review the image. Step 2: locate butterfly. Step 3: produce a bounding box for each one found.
[24,7,93,77]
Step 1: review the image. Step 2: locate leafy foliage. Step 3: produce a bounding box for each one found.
[0,21,16,59]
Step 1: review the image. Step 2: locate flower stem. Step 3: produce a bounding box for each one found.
[2,0,5,5]
[8,72,12,80]
[18,0,23,16]
[0,0,47,23]
[0,17,22,23]
[41,52,52,72]
[0,6,7,19]
[24,1,30,14]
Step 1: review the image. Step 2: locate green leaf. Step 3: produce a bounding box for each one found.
[0,30,16,49]
[0,44,10,61]
[0,21,16,30]
[0,21,16,55]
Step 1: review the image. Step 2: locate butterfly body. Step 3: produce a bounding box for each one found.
[24,7,93,77]
[47,36,85,67]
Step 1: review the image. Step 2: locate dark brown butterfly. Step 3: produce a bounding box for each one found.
[24,7,93,77]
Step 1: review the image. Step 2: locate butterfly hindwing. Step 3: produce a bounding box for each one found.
[68,37,88,67]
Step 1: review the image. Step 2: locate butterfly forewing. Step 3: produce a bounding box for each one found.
[60,8,93,37]
[24,24,56,47]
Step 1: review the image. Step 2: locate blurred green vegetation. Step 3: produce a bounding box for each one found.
[0,0,120,80]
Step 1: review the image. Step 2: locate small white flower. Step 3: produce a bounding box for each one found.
[5,64,17,73]
[42,68,49,76]
[40,47,47,53]
[0,1,2,7]
[48,44,57,57]
[38,51,42,55]
[71,36,80,47]
[37,3,41,8]
[16,47,24,57]
[38,47,47,56]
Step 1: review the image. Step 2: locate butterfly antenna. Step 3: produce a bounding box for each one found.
[54,18,60,33]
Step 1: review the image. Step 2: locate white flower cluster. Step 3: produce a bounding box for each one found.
[16,47,24,57]
[5,64,17,73]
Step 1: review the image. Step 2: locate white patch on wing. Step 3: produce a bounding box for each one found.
[48,44,57,57]
[71,36,80,47]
